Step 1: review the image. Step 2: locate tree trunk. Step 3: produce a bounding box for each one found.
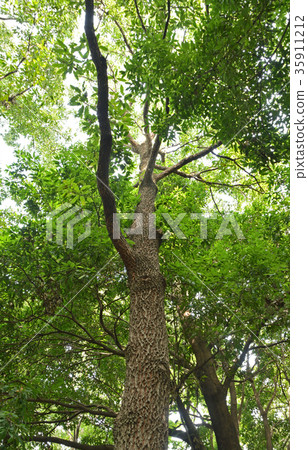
[190,337,241,450]
[113,246,170,449]
[200,386,241,450]
[178,303,241,450]
[250,380,273,450]
[176,394,206,450]
[262,415,273,450]
[230,381,239,437]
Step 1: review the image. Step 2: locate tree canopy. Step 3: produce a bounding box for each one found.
[0,0,289,449]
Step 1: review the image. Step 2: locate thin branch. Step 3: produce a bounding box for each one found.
[223,338,253,392]
[113,17,134,54]
[163,0,171,39]
[64,307,124,356]
[209,186,222,216]
[0,58,25,81]
[0,16,16,20]
[271,19,290,57]
[127,133,140,152]
[29,411,81,425]
[133,0,147,32]
[211,150,264,192]
[249,339,289,351]
[176,394,206,449]
[1,86,33,106]
[155,141,222,181]
[99,5,134,55]
[164,136,204,154]
[96,289,124,351]
[265,378,278,414]
[36,317,124,357]
[28,397,117,418]
[26,436,114,450]
[0,32,31,81]
[197,179,262,193]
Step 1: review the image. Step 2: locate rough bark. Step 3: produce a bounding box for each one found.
[113,127,170,448]
[113,246,170,448]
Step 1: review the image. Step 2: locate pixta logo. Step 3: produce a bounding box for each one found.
[113,213,245,240]
[46,203,91,249]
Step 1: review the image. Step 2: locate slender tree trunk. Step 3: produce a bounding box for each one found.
[185,331,241,449]
[250,380,274,450]
[262,415,273,450]
[176,394,206,450]
[178,300,241,449]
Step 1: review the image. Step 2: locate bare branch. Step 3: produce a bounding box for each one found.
[0,58,25,81]
[163,0,171,39]
[155,141,222,181]
[1,86,33,107]
[26,436,114,450]
[0,16,16,20]
[133,0,147,32]
[209,186,223,216]
[28,397,117,418]
[98,5,134,55]
[223,338,253,392]
[249,339,289,351]
[113,17,134,54]
[211,150,264,192]
[176,394,207,449]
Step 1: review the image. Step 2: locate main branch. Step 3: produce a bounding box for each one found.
[85,0,132,267]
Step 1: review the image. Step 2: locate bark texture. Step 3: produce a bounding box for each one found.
[113,247,170,448]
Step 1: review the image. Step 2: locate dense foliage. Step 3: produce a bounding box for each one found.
[0,0,289,448]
